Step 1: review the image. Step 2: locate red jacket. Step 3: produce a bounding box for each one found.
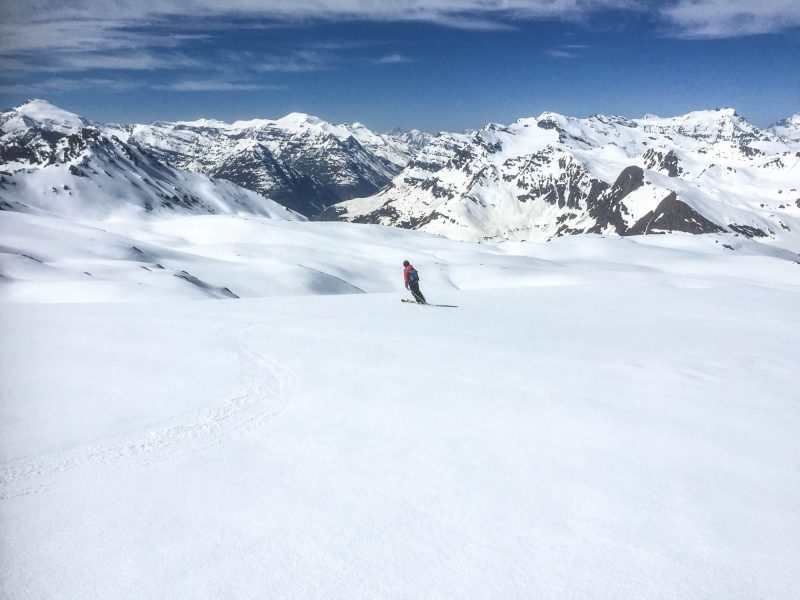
[403,264,415,287]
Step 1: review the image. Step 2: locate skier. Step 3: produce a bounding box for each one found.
[403,260,427,304]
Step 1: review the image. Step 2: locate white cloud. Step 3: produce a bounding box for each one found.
[156,80,287,92]
[254,51,328,73]
[374,53,414,65]
[0,78,139,94]
[544,49,577,59]
[57,52,202,71]
[660,0,800,38]
[0,0,796,69]
[0,1,633,55]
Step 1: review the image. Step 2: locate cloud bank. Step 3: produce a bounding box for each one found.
[1,1,797,95]
[4,0,798,57]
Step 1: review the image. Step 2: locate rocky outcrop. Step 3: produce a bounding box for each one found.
[626,192,724,235]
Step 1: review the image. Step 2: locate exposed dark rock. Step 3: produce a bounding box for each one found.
[0,142,40,164]
[174,270,239,299]
[626,192,725,235]
[611,166,645,196]
[509,151,607,211]
[586,166,644,234]
[208,144,332,215]
[728,224,768,238]
[314,201,403,225]
[405,210,455,229]
[419,177,455,200]
[537,117,564,134]
[643,149,682,177]
[740,145,763,157]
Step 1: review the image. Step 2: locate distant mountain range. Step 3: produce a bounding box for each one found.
[320,108,800,251]
[116,114,432,216]
[2,99,799,251]
[0,99,302,220]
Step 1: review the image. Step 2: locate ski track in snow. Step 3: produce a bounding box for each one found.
[0,325,296,500]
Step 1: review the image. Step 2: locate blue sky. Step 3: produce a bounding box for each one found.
[1,1,798,131]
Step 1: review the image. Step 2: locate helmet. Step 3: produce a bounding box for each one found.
[403,260,410,266]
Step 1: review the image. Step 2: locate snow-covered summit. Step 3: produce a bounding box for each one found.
[271,111,326,130]
[634,107,761,143]
[0,99,90,136]
[769,113,800,143]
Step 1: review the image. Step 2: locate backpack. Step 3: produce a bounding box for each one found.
[407,267,419,284]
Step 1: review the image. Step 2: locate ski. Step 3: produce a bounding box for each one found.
[401,299,458,308]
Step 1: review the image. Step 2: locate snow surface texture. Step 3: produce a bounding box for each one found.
[325,108,800,250]
[2,208,800,599]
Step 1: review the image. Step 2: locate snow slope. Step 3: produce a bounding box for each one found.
[2,209,798,303]
[2,232,799,599]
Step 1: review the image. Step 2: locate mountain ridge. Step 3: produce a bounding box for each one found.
[320,106,800,251]
[2,99,799,253]
[0,99,302,220]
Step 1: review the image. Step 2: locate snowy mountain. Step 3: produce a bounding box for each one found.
[4,100,799,251]
[0,100,302,220]
[320,108,800,250]
[121,112,432,216]
[769,113,800,144]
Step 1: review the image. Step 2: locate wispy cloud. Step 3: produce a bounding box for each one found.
[0,76,285,94]
[254,51,329,73]
[0,0,796,85]
[156,80,287,92]
[0,2,635,57]
[659,0,800,38]
[57,52,202,72]
[544,49,577,59]
[544,42,593,59]
[373,53,414,65]
[0,78,139,94]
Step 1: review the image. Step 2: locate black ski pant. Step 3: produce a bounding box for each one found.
[409,282,426,304]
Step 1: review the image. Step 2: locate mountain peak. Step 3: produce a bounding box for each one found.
[639,107,739,123]
[274,112,325,129]
[535,111,566,121]
[768,113,800,141]
[771,113,800,127]
[2,99,88,134]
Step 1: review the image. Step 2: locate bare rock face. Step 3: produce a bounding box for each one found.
[626,192,725,235]
[644,149,682,177]
[587,166,645,235]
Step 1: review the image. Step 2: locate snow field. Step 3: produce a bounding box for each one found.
[1,214,799,598]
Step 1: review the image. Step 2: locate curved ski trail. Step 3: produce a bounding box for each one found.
[0,325,296,500]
